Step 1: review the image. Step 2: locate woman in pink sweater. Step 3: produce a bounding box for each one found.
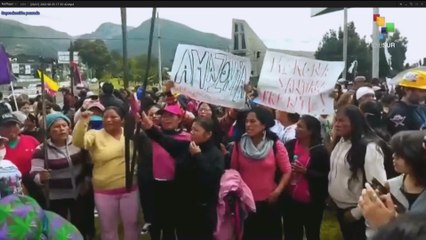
[231,107,292,240]
[137,103,191,240]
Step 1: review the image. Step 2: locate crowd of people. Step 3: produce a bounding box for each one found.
[0,70,426,240]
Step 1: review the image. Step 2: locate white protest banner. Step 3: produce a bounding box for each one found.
[170,44,251,109]
[257,50,344,115]
[11,63,19,74]
[24,65,31,75]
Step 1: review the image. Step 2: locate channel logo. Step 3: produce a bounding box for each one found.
[373,14,395,41]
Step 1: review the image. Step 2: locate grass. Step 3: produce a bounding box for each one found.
[93,209,342,240]
[321,209,343,240]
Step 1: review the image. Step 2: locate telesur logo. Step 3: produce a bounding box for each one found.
[373,14,396,48]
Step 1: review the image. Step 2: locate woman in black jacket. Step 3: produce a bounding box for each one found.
[140,112,225,240]
[282,115,330,240]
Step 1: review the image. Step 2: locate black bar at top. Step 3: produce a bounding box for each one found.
[0,1,419,8]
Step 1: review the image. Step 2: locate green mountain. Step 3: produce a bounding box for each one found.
[105,18,231,67]
[0,18,71,58]
[0,18,231,67]
[79,22,135,39]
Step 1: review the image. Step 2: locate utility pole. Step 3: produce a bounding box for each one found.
[157,11,163,87]
[121,8,129,89]
[343,8,348,80]
[69,41,74,96]
[39,57,50,209]
[372,8,380,79]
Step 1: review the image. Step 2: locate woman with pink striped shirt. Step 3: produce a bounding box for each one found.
[231,107,292,240]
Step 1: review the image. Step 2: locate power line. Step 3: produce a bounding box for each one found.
[0,36,147,41]
[0,36,230,43]
[0,36,232,52]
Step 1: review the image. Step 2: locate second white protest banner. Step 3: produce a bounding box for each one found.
[257,50,344,115]
[170,44,251,109]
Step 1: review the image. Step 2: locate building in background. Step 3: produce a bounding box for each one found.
[231,19,315,85]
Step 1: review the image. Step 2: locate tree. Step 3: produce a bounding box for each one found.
[128,54,158,85]
[315,22,372,79]
[72,39,112,79]
[109,50,123,78]
[387,29,408,73]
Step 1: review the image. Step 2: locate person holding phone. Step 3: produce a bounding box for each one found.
[140,111,225,240]
[359,130,426,231]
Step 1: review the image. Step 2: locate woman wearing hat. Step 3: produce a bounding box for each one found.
[0,103,43,207]
[137,102,191,240]
[0,194,83,240]
[140,110,225,240]
[30,112,88,236]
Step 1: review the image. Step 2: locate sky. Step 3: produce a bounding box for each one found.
[1,7,425,64]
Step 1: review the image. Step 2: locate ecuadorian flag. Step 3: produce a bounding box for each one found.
[37,70,59,93]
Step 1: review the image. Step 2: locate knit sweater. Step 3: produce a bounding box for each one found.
[72,118,134,191]
[30,136,85,200]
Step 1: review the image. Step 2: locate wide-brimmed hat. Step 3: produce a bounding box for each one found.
[0,194,83,239]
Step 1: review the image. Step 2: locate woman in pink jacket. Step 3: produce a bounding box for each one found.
[231,107,292,240]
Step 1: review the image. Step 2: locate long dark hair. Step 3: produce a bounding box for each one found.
[333,105,389,180]
[360,101,391,142]
[300,115,322,147]
[390,131,426,187]
[230,110,249,142]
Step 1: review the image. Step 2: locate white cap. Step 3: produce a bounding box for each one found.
[12,111,27,125]
[354,76,367,82]
[356,86,375,100]
[337,78,346,84]
[86,91,97,98]
[372,86,381,91]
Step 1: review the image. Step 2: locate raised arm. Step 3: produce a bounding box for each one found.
[144,127,190,158]
[72,113,96,150]
[140,111,190,158]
